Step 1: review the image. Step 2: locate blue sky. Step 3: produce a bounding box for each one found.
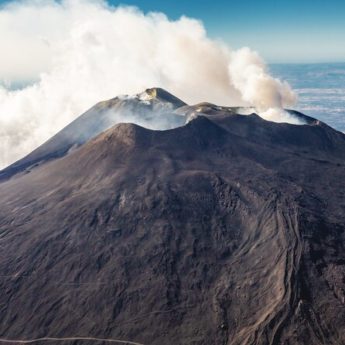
[0,0,344,62]
[109,0,345,63]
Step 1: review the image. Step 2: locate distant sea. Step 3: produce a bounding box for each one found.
[270,63,345,132]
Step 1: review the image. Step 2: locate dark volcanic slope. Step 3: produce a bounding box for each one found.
[0,93,345,345]
[0,88,185,181]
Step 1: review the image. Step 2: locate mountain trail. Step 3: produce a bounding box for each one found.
[0,337,144,345]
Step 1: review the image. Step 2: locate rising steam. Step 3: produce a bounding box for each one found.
[0,0,298,169]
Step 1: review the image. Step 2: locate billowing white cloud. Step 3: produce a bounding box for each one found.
[229,47,297,110]
[0,0,297,169]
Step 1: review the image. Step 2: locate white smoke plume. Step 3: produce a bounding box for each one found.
[0,0,298,169]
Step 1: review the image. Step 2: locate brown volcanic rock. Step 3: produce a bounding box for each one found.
[0,94,345,345]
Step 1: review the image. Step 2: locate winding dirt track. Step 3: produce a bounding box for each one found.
[0,337,144,345]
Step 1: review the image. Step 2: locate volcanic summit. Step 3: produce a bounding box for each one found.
[0,88,344,345]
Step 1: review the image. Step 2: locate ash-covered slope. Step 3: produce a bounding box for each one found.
[0,91,345,345]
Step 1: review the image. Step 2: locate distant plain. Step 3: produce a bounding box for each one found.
[271,63,345,132]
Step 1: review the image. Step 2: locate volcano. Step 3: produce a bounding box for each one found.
[0,88,344,345]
